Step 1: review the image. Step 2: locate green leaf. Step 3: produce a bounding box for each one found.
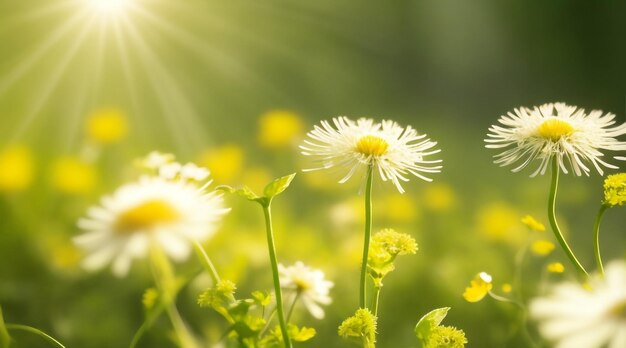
[263,173,296,198]
[217,185,261,201]
[415,307,450,342]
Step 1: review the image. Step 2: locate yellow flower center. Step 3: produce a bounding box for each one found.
[294,278,312,291]
[115,199,180,233]
[537,119,574,141]
[356,135,389,156]
[609,300,626,319]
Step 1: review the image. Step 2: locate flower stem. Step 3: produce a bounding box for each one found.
[262,203,292,348]
[191,239,221,285]
[3,324,66,348]
[547,158,588,278]
[371,286,381,317]
[360,165,374,309]
[487,291,538,348]
[0,306,11,348]
[593,205,609,277]
[286,292,300,323]
[150,247,198,348]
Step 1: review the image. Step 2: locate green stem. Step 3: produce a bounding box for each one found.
[286,292,300,323]
[371,286,381,317]
[191,239,221,285]
[487,292,538,348]
[360,165,374,309]
[593,205,609,277]
[0,306,11,348]
[4,324,66,348]
[262,203,292,348]
[164,304,197,348]
[547,158,588,278]
[150,248,198,348]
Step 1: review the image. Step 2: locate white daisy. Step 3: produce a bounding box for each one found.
[530,260,626,348]
[300,117,442,193]
[485,102,626,176]
[278,261,334,319]
[74,167,229,277]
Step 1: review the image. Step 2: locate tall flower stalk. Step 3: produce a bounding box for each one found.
[219,173,297,347]
[301,117,441,313]
[360,165,374,308]
[595,173,626,276]
[547,158,588,277]
[592,205,608,276]
[486,103,626,279]
[262,202,292,348]
[150,246,199,348]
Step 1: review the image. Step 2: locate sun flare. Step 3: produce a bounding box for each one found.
[86,0,132,15]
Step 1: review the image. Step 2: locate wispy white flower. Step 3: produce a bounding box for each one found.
[485,103,626,176]
[278,261,334,319]
[301,117,441,193]
[74,157,229,277]
[530,260,626,348]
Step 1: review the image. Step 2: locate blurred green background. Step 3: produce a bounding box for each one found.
[0,0,624,347]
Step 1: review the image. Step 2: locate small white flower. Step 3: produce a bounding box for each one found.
[530,260,626,348]
[158,162,182,180]
[485,102,626,176]
[74,173,229,277]
[141,151,175,170]
[301,117,442,193]
[278,261,334,319]
[180,162,210,182]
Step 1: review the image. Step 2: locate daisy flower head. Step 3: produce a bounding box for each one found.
[530,260,626,348]
[485,103,626,177]
[300,116,442,193]
[278,261,334,319]
[74,154,229,277]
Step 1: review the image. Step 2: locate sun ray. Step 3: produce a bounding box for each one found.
[118,14,207,154]
[0,0,76,33]
[0,9,89,98]
[111,13,151,149]
[130,5,289,102]
[10,14,97,143]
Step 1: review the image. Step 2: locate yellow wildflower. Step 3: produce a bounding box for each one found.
[423,183,457,212]
[425,326,467,348]
[521,215,546,232]
[86,108,128,144]
[501,283,513,294]
[0,145,34,192]
[463,272,493,302]
[603,173,626,207]
[547,262,565,273]
[198,145,244,183]
[531,240,555,256]
[338,308,377,347]
[477,203,525,245]
[382,194,419,223]
[51,241,82,269]
[51,157,98,194]
[258,109,303,148]
[142,288,159,310]
[241,166,271,193]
